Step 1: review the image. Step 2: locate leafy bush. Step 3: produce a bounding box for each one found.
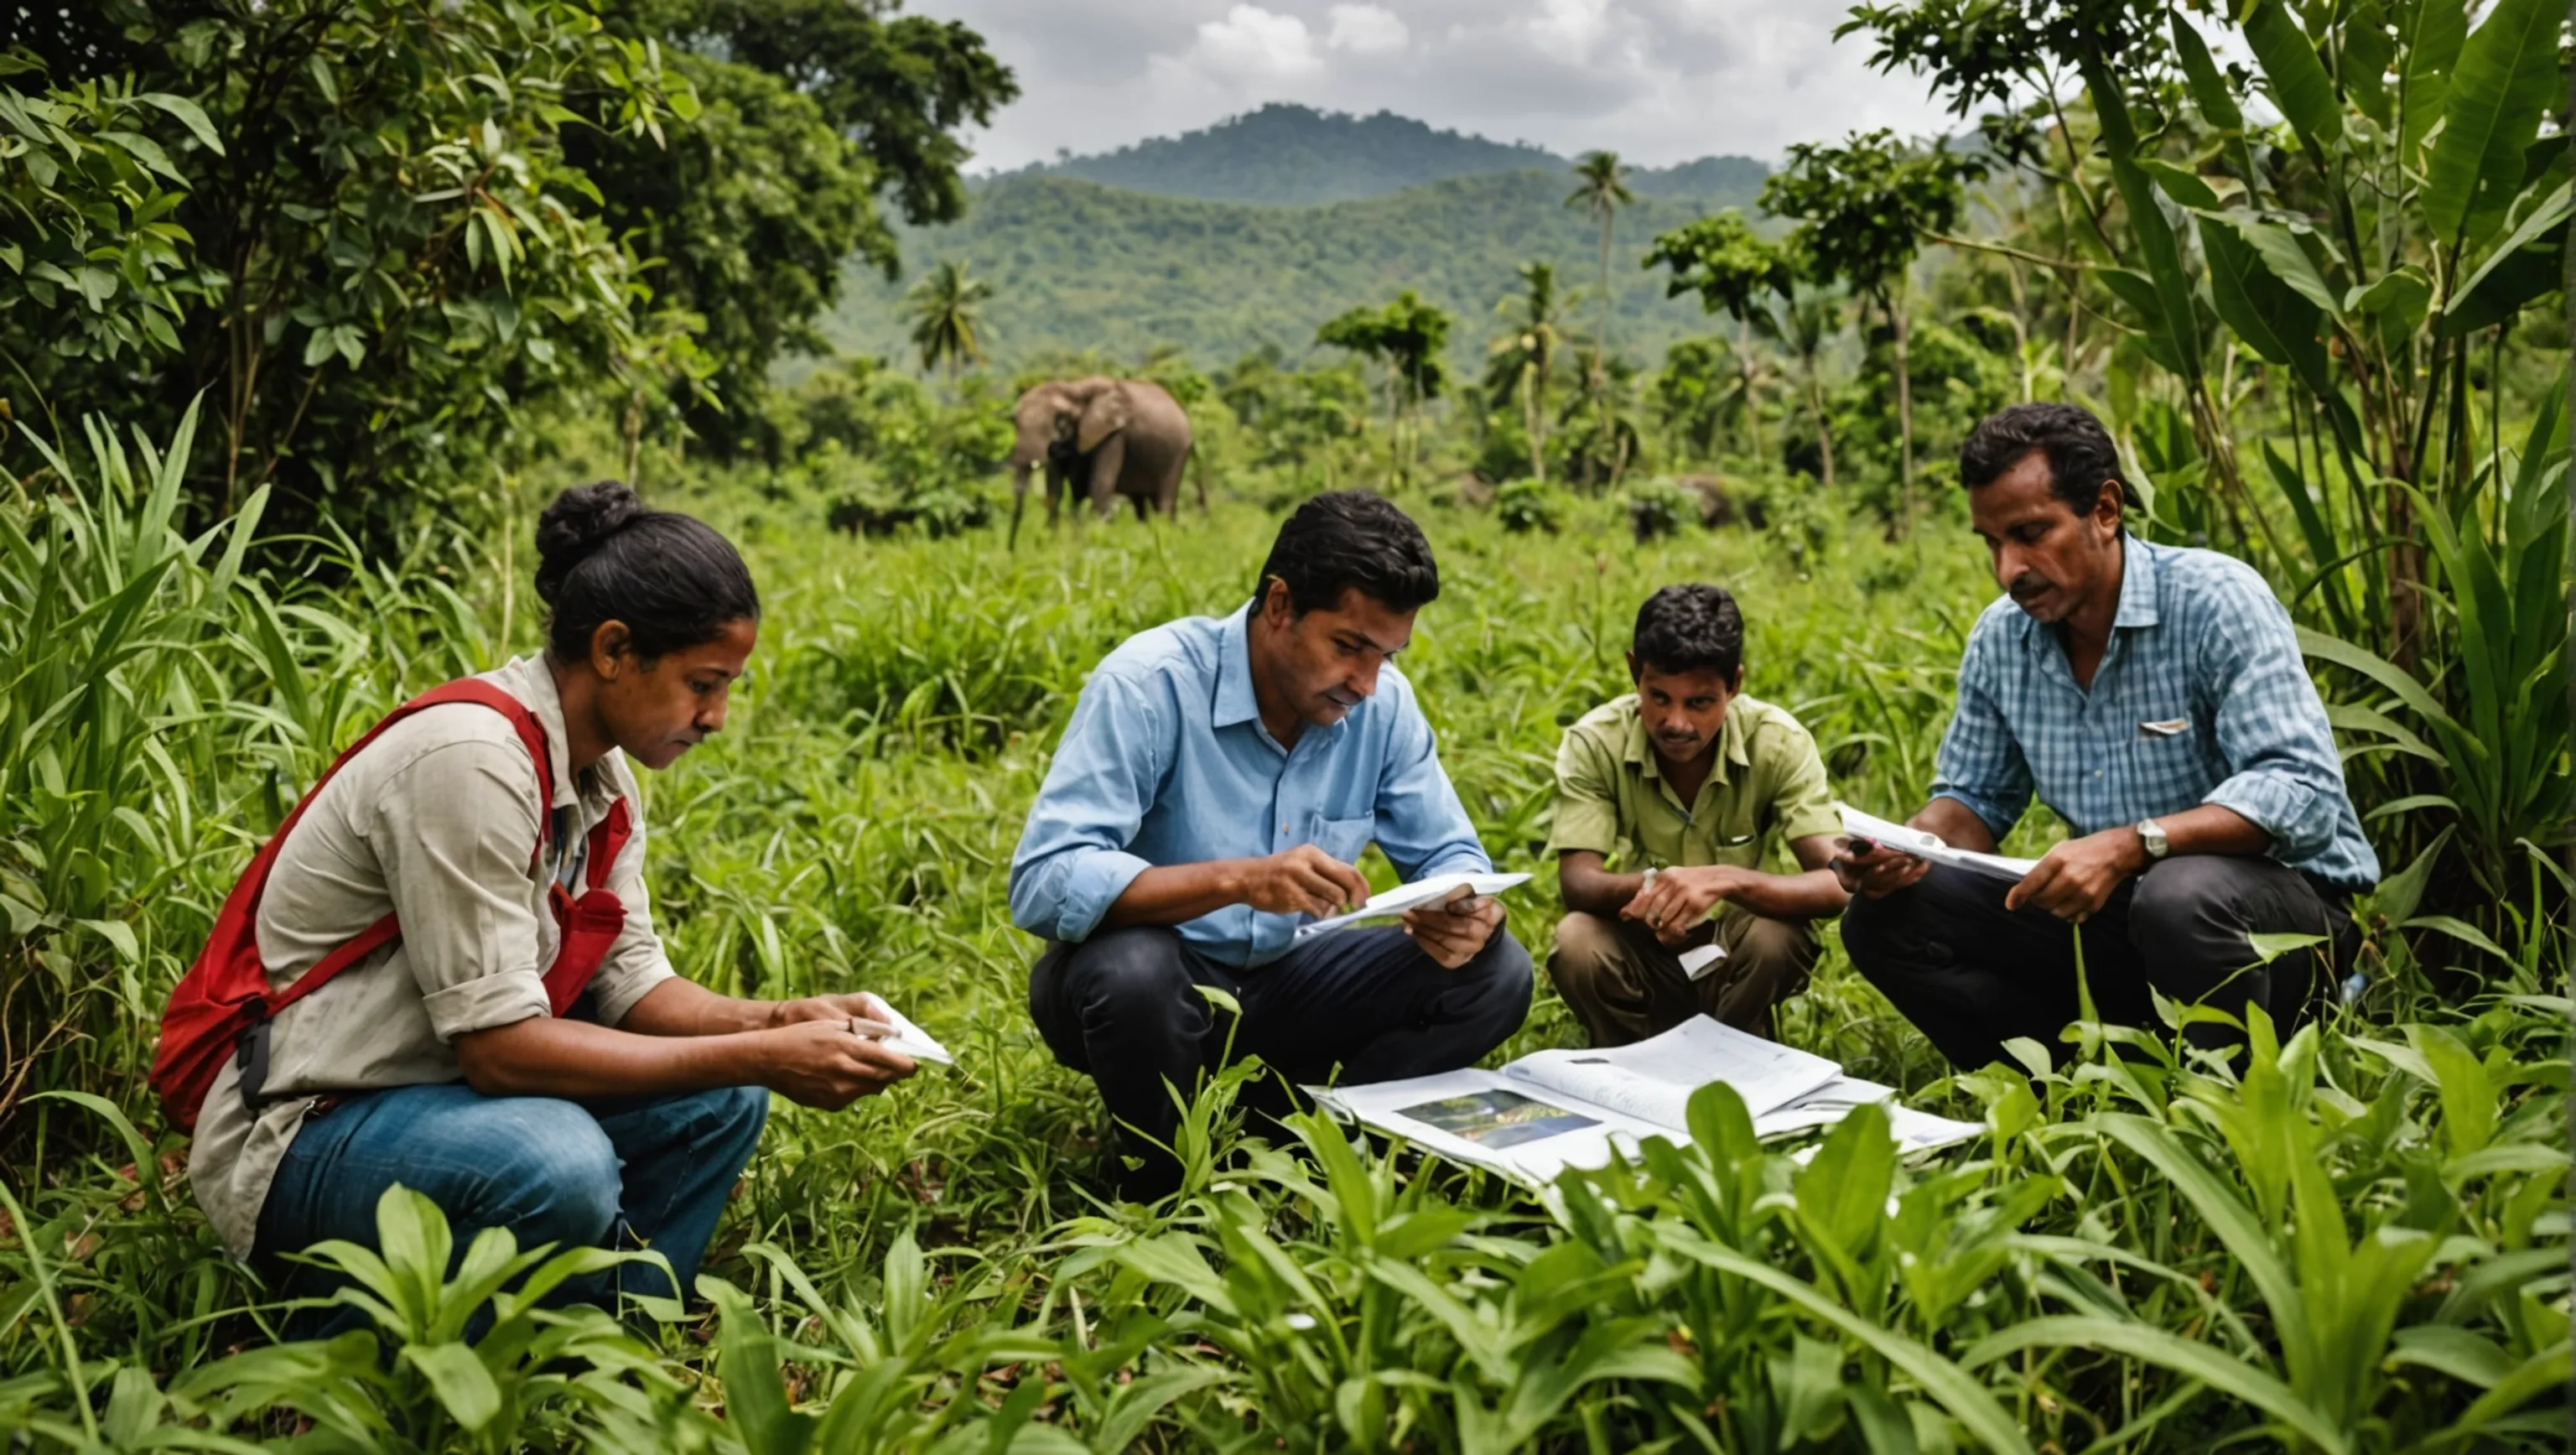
[1493,477,1571,533]
[1623,476,1697,542]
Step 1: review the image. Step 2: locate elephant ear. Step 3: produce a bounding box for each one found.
[1076,384,1131,455]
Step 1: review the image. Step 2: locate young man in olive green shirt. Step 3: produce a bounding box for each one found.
[1545,585,1849,1043]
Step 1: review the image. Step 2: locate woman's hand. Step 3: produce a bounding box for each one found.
[767,990,896,1031]
[756,1019,917,1109]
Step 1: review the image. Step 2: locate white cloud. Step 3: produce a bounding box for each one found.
[1182,4,1322,81]
[917,0,1962,173]
[1325,4,1409,55]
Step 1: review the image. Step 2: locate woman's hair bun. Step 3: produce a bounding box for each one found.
[534,481,646,605]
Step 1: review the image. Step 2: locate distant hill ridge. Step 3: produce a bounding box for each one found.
[823,165,1773,372]
[990,102,1768,207]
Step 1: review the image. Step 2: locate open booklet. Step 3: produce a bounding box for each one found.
[1293,871,1533,940]
[1837,803,2039,883]
[1306,1016,1979,1187]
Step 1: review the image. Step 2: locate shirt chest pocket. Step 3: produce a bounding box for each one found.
[1310,811,1376,866]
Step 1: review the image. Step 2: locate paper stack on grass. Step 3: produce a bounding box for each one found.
[1306,1016,1978,1187]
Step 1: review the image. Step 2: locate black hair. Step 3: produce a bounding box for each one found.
[1958,401,2139,512]
[535,481,760,663]
[1257,490,1441,615]
[1631,584,1744,679]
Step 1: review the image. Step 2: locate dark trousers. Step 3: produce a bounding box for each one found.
[1840,855,2358,1071]
[1029,924,1533,1192]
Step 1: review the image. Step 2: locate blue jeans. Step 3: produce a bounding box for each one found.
[257,1082,768,1337]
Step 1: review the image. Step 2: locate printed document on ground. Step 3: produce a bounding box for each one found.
[1306,1016,1979,1186]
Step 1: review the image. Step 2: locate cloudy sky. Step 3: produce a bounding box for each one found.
[919,0,1966,173]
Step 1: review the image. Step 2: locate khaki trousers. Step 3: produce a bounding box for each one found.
[1547,909,1820,1046]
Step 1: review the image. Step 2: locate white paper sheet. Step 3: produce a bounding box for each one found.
[856,1001,953,1065]
[1308,1070,1668,1187]
[1836,803,2039,883]
[1503,1016,1841,1130]
[1292,871,1533,939]
[1679,943,1727,980]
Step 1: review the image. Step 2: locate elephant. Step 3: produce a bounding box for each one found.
[1007,377,1202,548]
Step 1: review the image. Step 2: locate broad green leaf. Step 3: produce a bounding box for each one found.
[2200,221,2331,395]
[709,1281,816,1455]
[400,1343,502,1434]
[2423,0,2563,246]
[2403,1023,2496,1158]
[2345,265,2432,329]
[2245,932,2328,966]
[1095,1366,1231,1452]
[2241,2,2345,148]
[2170,14,2244,131]
[2397,0,2468,158]
[2199,210,2343,315]
[2402,914,2513,964]
[2439,177,2571,336]
[1963,1317,2345,1453]
[133,93,222,155]
[2140,159,2219,209]
[2082,56,2202,380]
[2296,626,2461,735]
[1669,1240,2033,1454]
[73,917,138,962]
[1794,1100,1896,1259]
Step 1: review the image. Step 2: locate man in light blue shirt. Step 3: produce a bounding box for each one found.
[1835,403,2376,1069]
[1012,491,1530,1197]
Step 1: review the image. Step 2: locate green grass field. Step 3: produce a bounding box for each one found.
[0,429,2567,1450]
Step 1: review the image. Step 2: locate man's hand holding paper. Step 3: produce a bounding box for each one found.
[1401,886,1508,968]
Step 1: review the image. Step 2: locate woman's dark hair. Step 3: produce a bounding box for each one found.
[535,481,760,663]
[1958,402,2140,512]
[1257,490,1441,615]
[1632,584,1744,679]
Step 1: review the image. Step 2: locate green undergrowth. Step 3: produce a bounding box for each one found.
[0,419,2566,1451]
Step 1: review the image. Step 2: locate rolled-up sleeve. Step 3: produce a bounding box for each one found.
[1370,674,1492,881]
[2197,569,2345,863]
[368,740,551,1042]
[1929,622,2034,840]
[1010,670,1172,943]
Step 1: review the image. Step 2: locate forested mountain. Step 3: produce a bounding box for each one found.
[991,103,1766,208]
[822,166,1771,373]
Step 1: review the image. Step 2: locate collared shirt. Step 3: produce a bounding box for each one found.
[1931,533,2380,891]
[187,655,677,1258]
[1545,693,1842,885]
[1009,603,1490,968]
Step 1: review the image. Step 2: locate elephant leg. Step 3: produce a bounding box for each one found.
[1045,464,1068,527]
[1088,435,1127,522]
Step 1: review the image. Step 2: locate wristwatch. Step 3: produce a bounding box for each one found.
[2136,818,2170,861]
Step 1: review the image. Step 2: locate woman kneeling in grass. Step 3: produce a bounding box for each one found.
[175,481,915,1327]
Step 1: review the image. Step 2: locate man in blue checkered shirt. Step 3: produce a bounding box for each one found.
[1833,403,2377,1068]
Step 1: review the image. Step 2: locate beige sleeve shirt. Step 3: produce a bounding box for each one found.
[186,657,675,1257]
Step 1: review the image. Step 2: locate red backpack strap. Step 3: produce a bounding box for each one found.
[262,680,556,1016]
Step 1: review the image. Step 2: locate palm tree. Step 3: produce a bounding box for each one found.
[1565,151,1634,487]
[1485,262,1571,481]
[906,260,993,382]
